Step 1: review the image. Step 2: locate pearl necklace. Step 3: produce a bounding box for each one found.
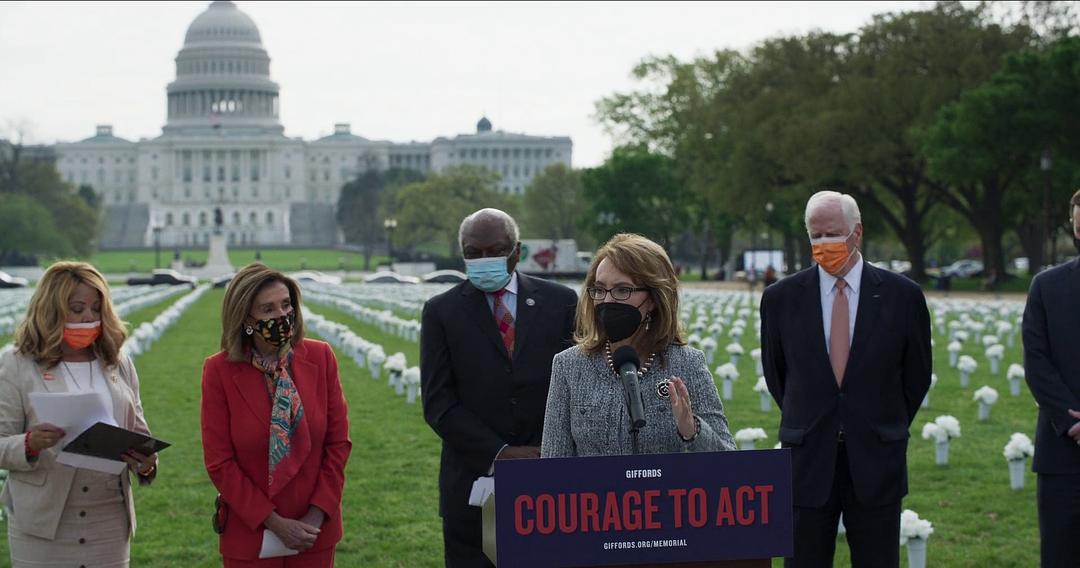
[604,341,655,377]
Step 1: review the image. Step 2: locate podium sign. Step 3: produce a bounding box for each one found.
[494,450,792,568]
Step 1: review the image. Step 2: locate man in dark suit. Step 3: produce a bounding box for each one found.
[1023,188,1080,568]
[761,191,932,567]
[421,208,578,568]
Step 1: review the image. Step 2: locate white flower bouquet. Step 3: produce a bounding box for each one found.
[754,376,770,412]
[385,352,408,393]
[716,363,739,400]
[725,342,744,366]
[947,341,962,368]
[1003,432,1034,490]
[921,373,938,409]
[973,386,999,421]
[700,336,718,365]
[899,509,934,545]
[922,415,960,465]
[900,509,934,568]
[403,366,421,404]
[1002,432,1034,461]
[1006,363,1025,396]
[367,346,387,379]
[984,344,1005,375]
[957,355,977,387]
[734,427,767,450]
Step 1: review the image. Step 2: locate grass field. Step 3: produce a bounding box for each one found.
[53,249,392,274]
[0,287,1041,566]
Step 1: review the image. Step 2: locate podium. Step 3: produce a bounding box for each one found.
[483,450,792,568]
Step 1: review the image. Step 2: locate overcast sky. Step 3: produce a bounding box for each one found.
[1,1,930,167]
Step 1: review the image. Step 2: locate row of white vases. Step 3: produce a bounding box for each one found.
[304,290,421,343]
[302,307,423,404]
[121,285,210,358]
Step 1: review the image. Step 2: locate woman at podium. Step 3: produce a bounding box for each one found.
[201,263,351,567]
[0,261,159,567]
[541,234,735,457]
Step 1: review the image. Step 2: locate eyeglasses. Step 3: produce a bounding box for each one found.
[586,286,649,301]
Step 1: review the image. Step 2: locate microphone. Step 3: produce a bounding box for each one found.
[612,346,646,431]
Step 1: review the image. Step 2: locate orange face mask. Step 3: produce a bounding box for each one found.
[811,234,855,275]
[63,321,101,350]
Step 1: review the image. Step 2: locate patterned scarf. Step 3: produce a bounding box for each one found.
[251,345,306,491]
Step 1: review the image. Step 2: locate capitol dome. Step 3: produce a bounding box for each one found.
[183,1,262,46]
[164,1,283,136]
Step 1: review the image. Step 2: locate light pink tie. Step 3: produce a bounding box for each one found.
[830,278,849,386]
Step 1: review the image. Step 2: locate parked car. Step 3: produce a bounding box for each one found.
[289,270,342,285]
[0,271,29,288]
[941,259,984,278]
[126,269,197,287]
[421,269,467,284]
[363,271,420,285]
[212,273,235,289]
[890,260,912,274]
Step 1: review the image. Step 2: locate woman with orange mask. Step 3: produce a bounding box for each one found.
[0,261,159,568]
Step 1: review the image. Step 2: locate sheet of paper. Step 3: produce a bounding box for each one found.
[29,391,117,448]
[468,476,495,507]
[259,529,301,558]
[30,391,122,474]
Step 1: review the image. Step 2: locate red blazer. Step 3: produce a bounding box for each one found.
[201,339,352,560]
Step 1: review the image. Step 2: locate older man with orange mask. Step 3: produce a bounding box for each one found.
[760,190,932,568]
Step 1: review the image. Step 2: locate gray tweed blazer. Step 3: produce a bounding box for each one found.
[541,343,736,457]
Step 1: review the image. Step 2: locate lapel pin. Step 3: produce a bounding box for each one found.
[42,372,56,381]
[525,298,536,306]
[656,380,671,400]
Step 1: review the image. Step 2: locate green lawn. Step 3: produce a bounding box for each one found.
[50,249,391,274]
[0,288,1041,566]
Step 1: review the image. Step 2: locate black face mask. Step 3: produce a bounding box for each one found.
[250,312,294,347]
[597,302,646,342]
[1073,237,1080,256]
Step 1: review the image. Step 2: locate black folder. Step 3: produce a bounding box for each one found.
[62,422,171,460]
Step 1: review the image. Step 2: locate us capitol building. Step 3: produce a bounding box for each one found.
[53,1,572,249]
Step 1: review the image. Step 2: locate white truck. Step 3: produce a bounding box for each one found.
[517,239,592,277]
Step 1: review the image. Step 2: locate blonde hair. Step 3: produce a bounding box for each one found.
[220,263,305,361]
[574,233,685,355]
[15,261,127,369]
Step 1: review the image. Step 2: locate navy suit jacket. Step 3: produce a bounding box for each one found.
[760,262,932,508]
[420,273,577,518]
[1023,257,1080,474]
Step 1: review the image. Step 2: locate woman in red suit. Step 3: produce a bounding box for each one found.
[201,263,351,567]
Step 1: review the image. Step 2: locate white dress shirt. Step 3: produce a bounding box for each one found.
[819,256,863,356]
[59,358,117,421]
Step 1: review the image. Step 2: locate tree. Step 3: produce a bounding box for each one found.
[0,194,70,263]
[820,2,1033,282]
[580,146,689,250]
[393,166,517,258]
[522,163,586,243]
[922,36,1080,281]
[337,168,425,269]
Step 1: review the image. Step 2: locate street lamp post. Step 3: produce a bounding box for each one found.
[383,217,398,265]
[764,202,775,268]
[1042,150,1053,267]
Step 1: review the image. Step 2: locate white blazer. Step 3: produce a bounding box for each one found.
[0,349,155,540]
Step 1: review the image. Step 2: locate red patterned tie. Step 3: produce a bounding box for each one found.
[493,289,515,357]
